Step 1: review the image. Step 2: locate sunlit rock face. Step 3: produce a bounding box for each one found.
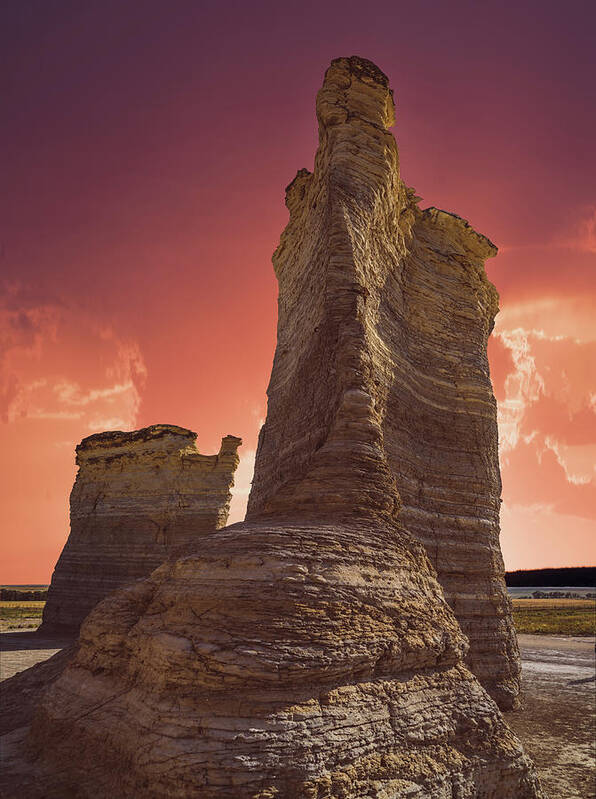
[40,424,241,633]
[248,56,520,711]
[26,57,541,798]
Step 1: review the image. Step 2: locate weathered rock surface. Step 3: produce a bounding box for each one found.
[40,424,241,633]
[22,521,540,798]
[248,58,519,711]
[10,57,542,798]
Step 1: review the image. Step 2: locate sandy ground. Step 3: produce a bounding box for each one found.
[1,629,594,796]
[506,634,596,798]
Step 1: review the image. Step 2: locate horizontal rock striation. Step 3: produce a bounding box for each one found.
[22,57,541,798]
[379,207,520,709]
[27,521,540,798]
[247,57,520,710]
[40,425,241,633]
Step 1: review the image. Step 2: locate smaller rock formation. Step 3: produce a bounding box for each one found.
[40,425,241,633]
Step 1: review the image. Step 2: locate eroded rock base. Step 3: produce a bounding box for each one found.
[19,521,542,798]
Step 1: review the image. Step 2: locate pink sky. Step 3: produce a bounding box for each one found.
[1,0,595,582]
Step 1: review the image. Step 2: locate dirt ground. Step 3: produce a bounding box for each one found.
[507,634,596,798]
[1,629,594,797]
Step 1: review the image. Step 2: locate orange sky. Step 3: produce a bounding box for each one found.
[2,0,595,582]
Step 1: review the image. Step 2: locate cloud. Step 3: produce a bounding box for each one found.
[502,437,596,520]
[54,380,134,406]
[492,327,545,452]
[87,416,136,432]
[0,287,61,423]
[228,448,256,524]
[544,437,595,486]
[27,410,83,421]
[496,296,596,343]
[490,303,596,540]
[492,313,595,451]
[0,282,147,434]
[487,334,515,401]
[521,394,596,446]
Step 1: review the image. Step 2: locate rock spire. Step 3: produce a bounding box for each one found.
[248,56,519,710]
[13,57,541,798]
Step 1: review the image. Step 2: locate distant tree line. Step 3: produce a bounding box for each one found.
[0,588,48,601]
[505,566,595,587]
[530,590,595,599]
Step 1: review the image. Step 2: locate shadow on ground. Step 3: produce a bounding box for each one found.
[1,631,73,654]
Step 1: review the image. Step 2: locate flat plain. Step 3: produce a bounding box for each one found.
[2,597,595,634]
[0,602,45,632]
[512,599,595,635]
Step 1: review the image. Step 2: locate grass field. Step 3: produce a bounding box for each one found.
[512,598,595,635]
[1,598,594,635]
[0,601,45,631]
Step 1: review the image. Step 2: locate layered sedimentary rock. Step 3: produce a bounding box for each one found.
[41,425,241,632]
[247,60,519,710]
[380,210,520,709]
[22,57,541,798]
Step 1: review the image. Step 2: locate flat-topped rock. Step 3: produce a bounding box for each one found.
[40,425,241,633]
[75,423,195,453]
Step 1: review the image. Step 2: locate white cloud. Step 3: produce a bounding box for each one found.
[495,327,545,453]
[496,296,596,343]
[27,409,83,421]
[54,380,134,406]
[544,437,596,486]
[228,448,256,524]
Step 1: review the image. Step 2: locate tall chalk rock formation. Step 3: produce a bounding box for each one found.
[23,58,541,798]
[247,59,519,710]
[41,424,241,633]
